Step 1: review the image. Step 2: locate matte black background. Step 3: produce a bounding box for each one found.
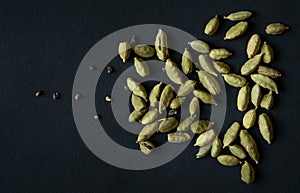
[1,0,300,192]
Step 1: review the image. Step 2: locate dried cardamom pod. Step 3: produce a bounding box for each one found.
[193,89,217,105]
[199,54,218,76]
[229,144,247,159]
[134,57,150,77]
[118,41,131,62]
[177,80,196,97]
[250,74,279,94]
[194,129,216,146]
[196,143,212,158]
[188,40,210,53]
[140,108,159,125]
[191,120,214,134]
[131,94,147,111]
[223,122,240,148]
[241,161,255,184]
[261,42,274,64]
[211,137,222,158]
[237,85,250,111]
[149,82,162,107]
[223,74,247,87]
[158,117,179,133]
[240,130,259,164]
[155,29,169,61]
[204,15,219,36]
[251,84,262,108]
[126,77,148,101]
[168,132,191,143]
[257,66,281,79]
[165,59,184,85]
[189,97,200,117]
[181,48,193,74]
[209,48,232,60]
[217,155,241,166]
[139,141,155,155]
[224,11,253,21]
[197,70,221,95]
[258,113,273,144]
[265,23,289,35]
[128,109,147,122]
[159,84,175,114]
[177,115,196,132]
[170,97,186,109]
[243,109,257,129]
[213,61,231,74]
[260,91,274,110]
[241,53,263,75]
[136,121,159,143]
[247,34,261,58]
[224,21,248,40]
[133,44,155,58]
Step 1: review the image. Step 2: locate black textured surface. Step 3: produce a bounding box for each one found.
[1,0,300,192]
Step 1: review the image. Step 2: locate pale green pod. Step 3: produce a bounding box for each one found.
[155,29,169,61]
[217,155,241,166]
[224,11,253,21]
[209,48,232,60]
[243,109,257,129]
[149,82,162,107]
[197,70,221,95]
[246,34,261,58]
[189,97,200,117]
[168,132,191,143]
[213,61,231,74]
[241,53,263,75]
[159,84,175,114]
[134,57,150,77]
[241,161,255,184]
[224,21,248,40]
[261,42,274,64]
[211,137,222,158]
[170,97,186,109]
[133,44,155,58]
[177,115,196,132]
[126,77,148,101]
[136,121,159,143]
[251,74,278,94]
[139,141,155,155]
[204,15,219,36]
[193,89,217,105]
[131,94,147,111]
[223,122,240,148]
[237,85,250,111]
[199,55,218,76]
[229,144,247,159]
[188,40,210,53]
[260,91,274,110]
[223,74,247,87]
[258,113,273,144]
[128,109,147,122]
[191,120,214,134]
[118,41,131,62]
[165,59,184,85]
[257,66,281,79]
[181,48,193,74]
[196,143,212,158]
[177,80,196,97]
[158,117,179,133]
[265,23,289,35]
[251,84,262,108]
[240,130,259,164]
[140,108,159,125]
[194,129,216,146]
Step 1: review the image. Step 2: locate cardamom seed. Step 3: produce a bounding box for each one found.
[168,132,191,143]
[188,40,210,53]
[140,108,159,125]
[247,34,261,58]
[213,61,231,74]
[204,15,219,36]
[193,89,217,105]
[131,94,147,111]
[224,11,253,21]
[241,161,255,184]
[165,59,184,85]
[181,48,194,74]
[265,23,289,35]
[223,74,247,87]
[189,97,200,117]
[223,122,240,148]
[197,70,221,95]
[128,109,147,122]
[241,53,263,75]
[149,82,162,107]
[217,155,241,166]
[250,74,279,94]
[224,21,248,40]
[158,117,179,133]
[194,129,216,146]
[251,84,262,108]
[196,143,212,158]
[199,54,218,76]
[258,113,273,144]
[133,44,155,58]
[177,80,196,97]
[159,84,175,114]
[139,141,155,155]
[242,109,257,129]
[177,115,196,132]
[118,41,131,62]
[134,57,150,77]
[126,77,148,101]
[211,137,222,158]
[237,84,250,111]
[170,97,186,109]
[229,144,247,159]
[191,120,214,134]
[261,42,274,64]
[136,121,159,143]
[209,48,232,60]
[240,130,259,164]
[155,29,169,61]
[257,66,281,79]
[260,91,274,110]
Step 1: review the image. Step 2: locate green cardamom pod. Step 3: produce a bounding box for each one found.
[257,66,281,79]
[224,21,248,40]
[251,84,262,108]
[217,155,241,166]
[159,84,175,114]
[165,59,184,85]
[133,44,155,58]
[224,11,253,21]
[191,120,214,134]
[128,109,147,122]
[181,48,194,74]
[158,117,179,133]
[242,109,257,129]
[194,129,216,146]
[258,113,273,144]
[213,61,231,74]
[229,144,247,159]
[139,141,155,155]
[197,70,221,95]
[246,34,261,58]
[126,77,148,101]
[118,41,131,62]
[177,115,196,132]
[170,97,186,109]
[131,94,147,111]
[196,143,212,158]
[204,15,219,36]
[149,82,162,107]
[265,23,289,35]
[168,132,191,143]
[240,130,259,164]
[241,161,255,184]
[188,40,210,53]
[241,53,263,75]
[260,91,274,110]
[155,29,169,61]
[177,80,196,97]
[189,97,200,117]
[223,122,240,148]
[136,121,159,143]
[199,54,218,76]
[134,57,150,77]
[223,74,247,88]
[237,84,250,111]
[193,89,217,105]
[251,74,278,94]
[140,108,159,125]
[211,137,222,158]
[209,48,232,60]
[261,42,274,64]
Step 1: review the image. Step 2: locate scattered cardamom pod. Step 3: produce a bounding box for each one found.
[155,29,169,61]
[246,34,261,58]
[189,97,200,117]
[170,97,186,109]
[265,23,289,35]
[250,74,279,94]
[193,89,217,105]
[196,143,212,158]
[139,141,155,155]
[158,117,179,133]
[229,144,247,159]
[136,121,159,143]
[211,137,222,158]
[237,84,250,111]
[223,74,247,87]
[177,115,196,132]
[257,66,281,79]
[133,44,155,58]
[194,129,216,146]
[168,132,191,143]
[204,15,219,36]
[159,84,175,114]
[177,80,196,97]
[251,84,262,108]
[181,48,194,74]
[241,161,255,184]
[149,82,162,107]
[199,54,218,76]
[217,155,241,166]
[128,109,147,122]
[191,120,214,134]
[223,122,240,148]
[209,48,232,60]
[188,40,210,53]
[261,42,274,63]
[260,91,274,110]
[243,109,257,129]
[241,53,263,75]
[126,77,148,101]
[118,41,131,62]
[197,70,221,95]
[213,61,231,74]
[258,113,273,144]
[165,59,184,85]
[240,130,259,164]
[224,21,248,40]
[140,108,159,125]
[134,57,150,77]
[131,94,147,111]
[224,11,253,21]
